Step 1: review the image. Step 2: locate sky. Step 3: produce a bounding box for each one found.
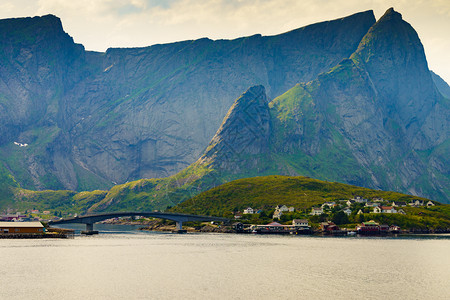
[0,0,449,83]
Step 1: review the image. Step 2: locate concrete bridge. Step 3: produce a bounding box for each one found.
[49,211,229,234]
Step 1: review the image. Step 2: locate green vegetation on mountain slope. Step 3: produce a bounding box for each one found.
[172,175,430,216]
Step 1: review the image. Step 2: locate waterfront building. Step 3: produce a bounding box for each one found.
[292,219,309,227]
[0,222,44,234]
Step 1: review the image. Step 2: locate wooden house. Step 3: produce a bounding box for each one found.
[0,222,44,234]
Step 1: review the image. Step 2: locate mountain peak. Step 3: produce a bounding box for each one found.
[198,85,271,170]
[351,6,438,125]
[380,7,402,20]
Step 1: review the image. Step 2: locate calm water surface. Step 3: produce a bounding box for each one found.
[1,226,449,299]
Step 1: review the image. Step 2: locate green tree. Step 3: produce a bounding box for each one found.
[332,211,349,225]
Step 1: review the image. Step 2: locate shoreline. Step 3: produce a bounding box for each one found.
[98,219,450,235]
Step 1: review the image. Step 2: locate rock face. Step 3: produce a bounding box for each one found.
[198,8,450,203]
[431,71,450,99]
[199,85,271,171]
[0,11,376,191]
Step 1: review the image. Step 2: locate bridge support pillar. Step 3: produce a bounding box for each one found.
[81,223,98,235]
[175,221,186,233]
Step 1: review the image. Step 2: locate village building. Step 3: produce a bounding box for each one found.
[310,207,324,215]
[426,201,435,207]
[273,210,283,219]
[372,197,385,202]
[234,212,243,219]
[321,202,336,209]
[409,200,424,207]
[357,209,364,215]
[0,222,44,234]
[0,213,27,221]
[373,206,382,213]
[381,206,397,213]
[288,207,295,212]
[251,222,294,234]
[276,205,289,212]
[397,209,406,215]
[392,201,407,207]
[365,202,380,208]
[292,219,309,227]
[342,208,352,215]
[346,200,356,207]
[352,196,368,203]
[243,207,254,214]
[320,221,341,232]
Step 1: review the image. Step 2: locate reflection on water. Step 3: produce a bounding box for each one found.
[1,226,449,299]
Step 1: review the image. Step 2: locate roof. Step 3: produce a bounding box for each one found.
[293,219,308,223]
[363,220,379,225]
[266,222,283,226]
[0,221,44,228]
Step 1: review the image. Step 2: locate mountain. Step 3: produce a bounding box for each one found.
[431,71,450,99]
[1,8,449,213]
[200,8,449,203]
[0,11,376,192]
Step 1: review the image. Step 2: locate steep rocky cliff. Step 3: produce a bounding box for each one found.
[204,8,450,202]
[0,11,376,191]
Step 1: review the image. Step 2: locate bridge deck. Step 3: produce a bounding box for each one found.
[49,212,229,234]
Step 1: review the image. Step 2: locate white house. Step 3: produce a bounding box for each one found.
[276,205,289,212]
[426,201,435,207]
[410,200,424,207]
[398,209,406,215]
[342,208,352,215]
[352,196,368,203]
[346,200,356,207]
[293,219,309,227]
[273,210,283,219]
[373,206,382,213]
[310,207,324,215]
[381,206,397,213]
[392,201,407,207]
[322,202,336,209]
[288,207,295,212]
[243,207,254,214]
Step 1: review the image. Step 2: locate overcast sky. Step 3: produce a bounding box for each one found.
[1,0,449,83]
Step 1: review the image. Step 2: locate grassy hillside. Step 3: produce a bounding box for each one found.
[172,175,430,216]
